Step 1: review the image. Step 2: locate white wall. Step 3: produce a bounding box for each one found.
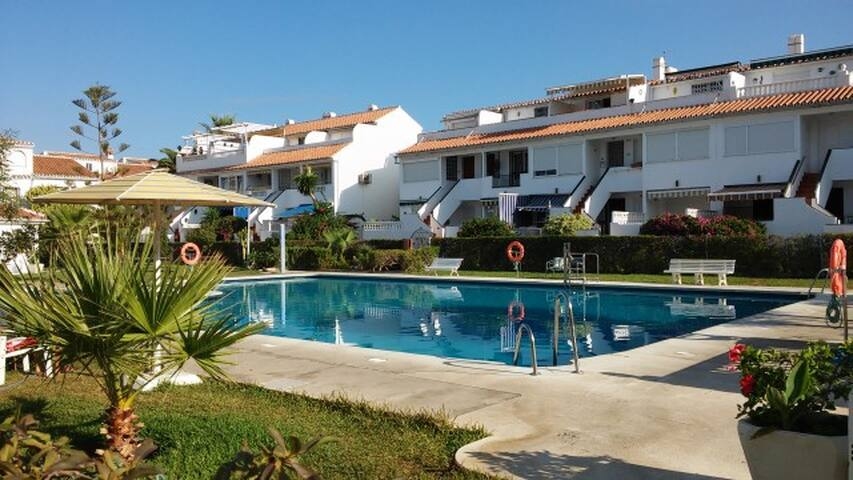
[333,107,421,220]
[764,197,838,236]
[245,135,286,161]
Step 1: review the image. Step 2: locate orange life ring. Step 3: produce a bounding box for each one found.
[508,301,525,322]
[180,242,202,266]
[506,241,525,263]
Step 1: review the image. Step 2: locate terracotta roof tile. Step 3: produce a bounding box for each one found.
[649,62,749,86]
[228,143,348,171]
[252,107,397,138]
[401,86,853,155]
[109,163,157,178]
[16,208,47,221]
[33,155,98,178]
[42,150,101,159]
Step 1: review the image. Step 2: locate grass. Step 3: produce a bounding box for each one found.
[455,270,827,288]
[0,374,491,479]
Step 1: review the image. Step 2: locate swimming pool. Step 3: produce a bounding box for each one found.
[215,276,802,367]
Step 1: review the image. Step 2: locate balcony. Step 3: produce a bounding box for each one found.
[491,173,521,188]
[736,74,851,99]
[611,211,645,225]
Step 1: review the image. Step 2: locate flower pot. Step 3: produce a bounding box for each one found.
[737,418,847,480]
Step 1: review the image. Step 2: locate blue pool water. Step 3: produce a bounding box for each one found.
[214,276,802,366]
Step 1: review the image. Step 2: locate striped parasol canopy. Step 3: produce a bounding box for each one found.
[32,169,273,208]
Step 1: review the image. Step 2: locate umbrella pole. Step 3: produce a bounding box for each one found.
[154,200,162,286]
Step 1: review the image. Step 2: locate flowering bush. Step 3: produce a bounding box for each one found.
[640,214,766,237]
[729,341,853,434]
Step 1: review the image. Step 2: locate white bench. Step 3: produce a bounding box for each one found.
[664,259,736,286]
[425,258,463,277]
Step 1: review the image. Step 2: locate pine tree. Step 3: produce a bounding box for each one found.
[70,84,130,180]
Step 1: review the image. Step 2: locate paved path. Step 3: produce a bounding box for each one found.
[220,280,843,479]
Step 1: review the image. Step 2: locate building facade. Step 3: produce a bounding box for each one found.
[173,105,422,239]
[397,35,853,237]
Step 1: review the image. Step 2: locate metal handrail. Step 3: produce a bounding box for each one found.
[512,323,538,375]
[554,292,581,373]
[808,268,830,296]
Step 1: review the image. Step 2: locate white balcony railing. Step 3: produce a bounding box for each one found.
[611,211,645,225]
[361,221,402,232]
[736,74,851,99]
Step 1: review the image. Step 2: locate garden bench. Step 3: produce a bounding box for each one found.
[664,259,736,286]
[425,258,463,277]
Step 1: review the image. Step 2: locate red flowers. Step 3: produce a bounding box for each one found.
[728,343,746,364]
[740,374,755,397]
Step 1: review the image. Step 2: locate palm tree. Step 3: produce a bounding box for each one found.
[200,114,236,133]
[0,233,263,461]
[157,147,178,173]
[323,228,357,262]
[293,166,319,206]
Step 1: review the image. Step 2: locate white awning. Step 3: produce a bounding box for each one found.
[646,187,711,200]
[707,183,785,202]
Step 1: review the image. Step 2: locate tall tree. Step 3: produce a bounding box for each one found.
[199,114,236,133]
[70,84,130,180]
[158,147,178,173]
[0,129,22,219]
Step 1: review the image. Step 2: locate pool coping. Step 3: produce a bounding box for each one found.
[223,270,812,297]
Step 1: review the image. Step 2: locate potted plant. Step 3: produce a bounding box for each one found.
[729,341,852,480]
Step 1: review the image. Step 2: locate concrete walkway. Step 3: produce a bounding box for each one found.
[220,279,844,479]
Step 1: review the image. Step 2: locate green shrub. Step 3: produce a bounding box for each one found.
[347,243,376,270]
[186,227,217,249]
[288,203,351,241]
[542,213,594,236]
[436,234,853,278]
[458,217,514,238]
[214,215,247,241]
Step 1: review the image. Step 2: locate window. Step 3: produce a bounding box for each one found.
[297,136,305,145]
[86,163,93,171]
[445,156,458,181]
[402,159,439,183]
[486,152,499,176]
[278,168,293,189]
[723,199,774,221]
[691,80,724,95]
[677,128,710,160]
[557,144,582,175]
[647,132,677,163]
[532,147,557,176]
[586,97,611,110]
[509,150,528,174]
[461,156,476,179]
[315,166,332,184]
[724,121,795,156]
[607,141,624,167]
[534,106,549,117]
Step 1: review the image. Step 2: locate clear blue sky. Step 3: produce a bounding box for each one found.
[2,0,851,158]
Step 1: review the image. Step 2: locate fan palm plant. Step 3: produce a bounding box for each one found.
[323,228,356,263]
[0,233,263,461]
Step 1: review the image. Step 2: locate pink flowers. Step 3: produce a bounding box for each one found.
[739,374,755,397]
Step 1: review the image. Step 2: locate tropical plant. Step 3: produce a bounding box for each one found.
[541,213,594,236]
[293,167,320,206]
[24,185,64,211]
[0,412,160,479]
[214,428,329,480]
[457,217,514,238]
[729,341,853,435]
[323,228,357,262]
[0,233,264,461]
[70,84,130,179]
[0,129,23,219]
[0,225,38,264]
[287,204,349,241]
[200,114,237,133]
[157,147,178,173]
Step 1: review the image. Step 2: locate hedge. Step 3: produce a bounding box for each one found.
[435,235,853,278]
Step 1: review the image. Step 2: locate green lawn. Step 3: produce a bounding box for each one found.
[0,374,490,479]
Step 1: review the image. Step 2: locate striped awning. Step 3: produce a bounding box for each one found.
[516,194,570,211]
[647,186,711,200]
[707,183,785,202]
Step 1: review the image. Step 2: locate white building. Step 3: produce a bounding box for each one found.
[398,35,853,237]
[4,141,99,196]
[173,105,422,240]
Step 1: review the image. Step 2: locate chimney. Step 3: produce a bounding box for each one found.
[367,104,379,111]
[652,56,666,81]
[285,119,295,125]
[788,34,805,55]
[322,111,337,118]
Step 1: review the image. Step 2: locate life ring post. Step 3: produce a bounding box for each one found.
[180,242,202,266]
[506,241,525,278]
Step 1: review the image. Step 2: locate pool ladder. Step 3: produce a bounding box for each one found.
[807,268,829,296]
[512,290,581,375]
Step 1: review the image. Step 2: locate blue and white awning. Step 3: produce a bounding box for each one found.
[278,203,314,219]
